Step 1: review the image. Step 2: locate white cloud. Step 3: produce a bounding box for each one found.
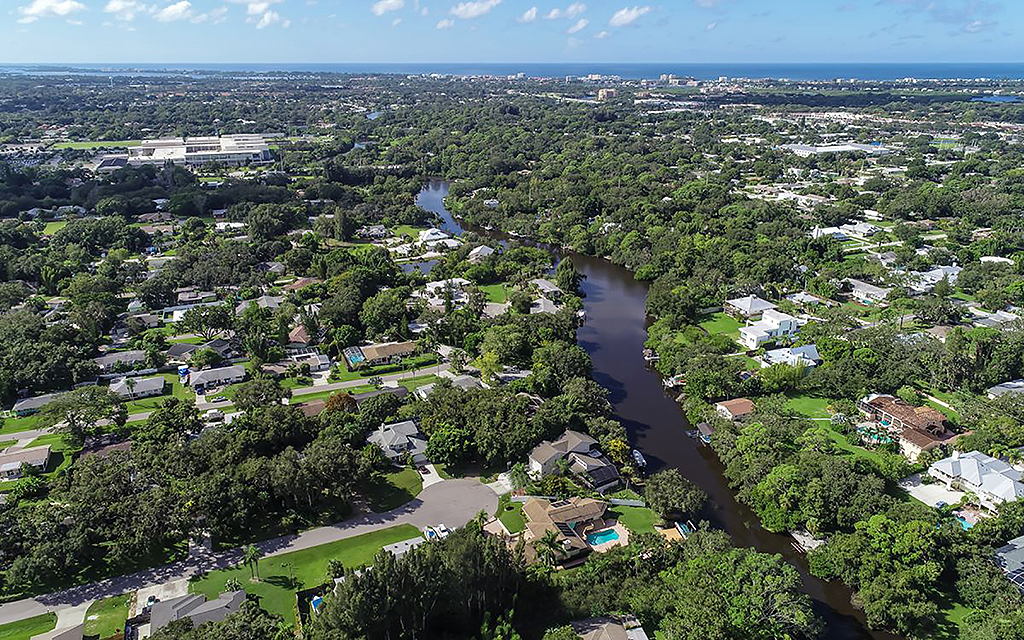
[391,17,402,25]
[155,0,192,21]
[226,0,281,17]
[17,0,86,23]
[566,16,587,32]
[436,17,453,27]
[693,0,725,6]
[210,6,228,22]
[546,2,585,19]
[104,0,150,21]
[608,5,649,27]
[705,20,716,30]
[421,6,428,15]
[255,8,288,27]
[593,29,607,38]
[449,0,500,19]
[518,6,536,22]
[371,0,403,15]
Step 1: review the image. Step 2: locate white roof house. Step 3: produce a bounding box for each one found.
[846,278,891,304]
[909,265,962,292]
[761,344,821,368]
[366,420,428,464]
[189,365,246,390]
[418,228,450,244]
[988,380,1024,399]
[929,451,1024,511]
[110,376,166,398]
[738,309,799,350]
[725,295,776,318]
[468,245,495,262]
[810,227,847,241]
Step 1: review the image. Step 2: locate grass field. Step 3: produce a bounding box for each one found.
[785,394,833,419]
[52,140,141,150]
[394,224,428,241]
[42,221,67,235]
[364,467,423,512]
[609,504,658,534]
[0,414,46,435]
[122,373,195,415]
[0,440,15,451]
[479,283,509,304]
[823,426,884,466]
[84,594,130,639]
[496,494,525,533]
[0,613,56,640]
[191,524,421,625]
[698,312,742,340]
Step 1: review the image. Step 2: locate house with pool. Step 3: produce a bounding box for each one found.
[520,496,626,565]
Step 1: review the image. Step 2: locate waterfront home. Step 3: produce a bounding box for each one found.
[724,295,776,319]
[530,278,564,301]
[929,451,1024,511]
[418,228,450,244]
[845,278,891,305]
[521,496,608,565]
[529,429,598,477]
[738,309,800,349]
[858,393,952,461]
[715,398,755,421]
[0,445,51,479]
[109,376,166,399]
[468,245,495,263]
[366,420,428,465]
[994,534,1024,593]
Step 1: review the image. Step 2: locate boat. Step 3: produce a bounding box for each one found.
[642,348,659,362]
[632,449,647,468]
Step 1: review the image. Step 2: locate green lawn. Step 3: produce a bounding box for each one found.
[363,467,423,512]
[42,221,67,235]
[698,312,742,340]
[479,284,509,304]
[342,374,440,396]
[0,414,46,435]
[823,426,884,466]
[497,494,525,533]
[394,224,428,241]
[0,440,15,451]
[52,139,141,149]
[0,613,56,640]
[608,505,658,534]
[785,394,833,419]
[191,524,421,625]
[122,373,194,415]
[84,594,130,639]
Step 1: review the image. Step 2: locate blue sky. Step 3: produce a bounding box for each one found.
[3,0,1020,63]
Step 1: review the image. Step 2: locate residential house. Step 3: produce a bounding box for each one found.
[530,278,564,302]
[282,277,320,292]
[418,228,450,244]
[521,497,608,565]
[352,386,409,406]
[929,451,1024,511]
[858,393,953,461]
[129,313,162,329]
[189,365,246,393]
[760,344,821,369]
[715,398,755,421]
[177,290,216,305]
[149,591,246,635]
[110,376,166,399]
[724,295,776,319]
[908,265,962,294]
[527,430,619,492]
[784,291,825,307]
[468,245,495,263]
[382,537,426,558]
[570,616,650,640]
[738,309,800,349]
[415,278,471,308]
[356,225,389,240]
[846,278,891,305]
[810,227,847,241]
[11,392,61,417]
[93,350,147,373]
[531,298,560,315]
[235,295,285,316]
[165,342,199,363]
[994,534,1024,593]
[0,446,51,479]
[414,374,483,399]
[343,341,416,370]
[988,380,1024,399]
[366,420,428,464]
[260,261,286,276]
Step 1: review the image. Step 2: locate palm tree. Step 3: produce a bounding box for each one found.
[124,376,136,400]
[508,463,530,491]
[243,544,261,581]
[534,530,563,567]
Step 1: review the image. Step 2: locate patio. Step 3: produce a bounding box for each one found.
[586,522,629,553]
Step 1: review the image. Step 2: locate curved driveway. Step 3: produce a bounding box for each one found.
[0,478,498,625]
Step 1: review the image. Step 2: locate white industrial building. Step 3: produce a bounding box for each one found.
[127,134,279,167]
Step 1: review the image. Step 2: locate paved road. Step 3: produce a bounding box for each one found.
[0,478,496,625]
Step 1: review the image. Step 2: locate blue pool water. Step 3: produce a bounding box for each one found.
[956,515,974,530]
[586,529,620,545]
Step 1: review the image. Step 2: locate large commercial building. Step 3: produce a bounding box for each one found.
[127,134,279,167]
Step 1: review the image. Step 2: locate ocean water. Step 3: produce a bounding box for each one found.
[3,62,1024,81]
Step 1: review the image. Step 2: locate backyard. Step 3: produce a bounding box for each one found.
[84,594,131,639]
[190,525,422,625]
[697,312,743,341]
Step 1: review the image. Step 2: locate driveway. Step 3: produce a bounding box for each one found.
[899,473,964,507]
[0,479,496,626]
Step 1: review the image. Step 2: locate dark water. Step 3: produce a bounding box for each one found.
[417,180,896,639]
[6,62,1024,81]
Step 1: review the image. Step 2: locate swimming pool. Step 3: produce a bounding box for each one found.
[956,515,974,530]
[586,529,620,545]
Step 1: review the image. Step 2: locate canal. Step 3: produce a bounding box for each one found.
[416,180,896,640]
